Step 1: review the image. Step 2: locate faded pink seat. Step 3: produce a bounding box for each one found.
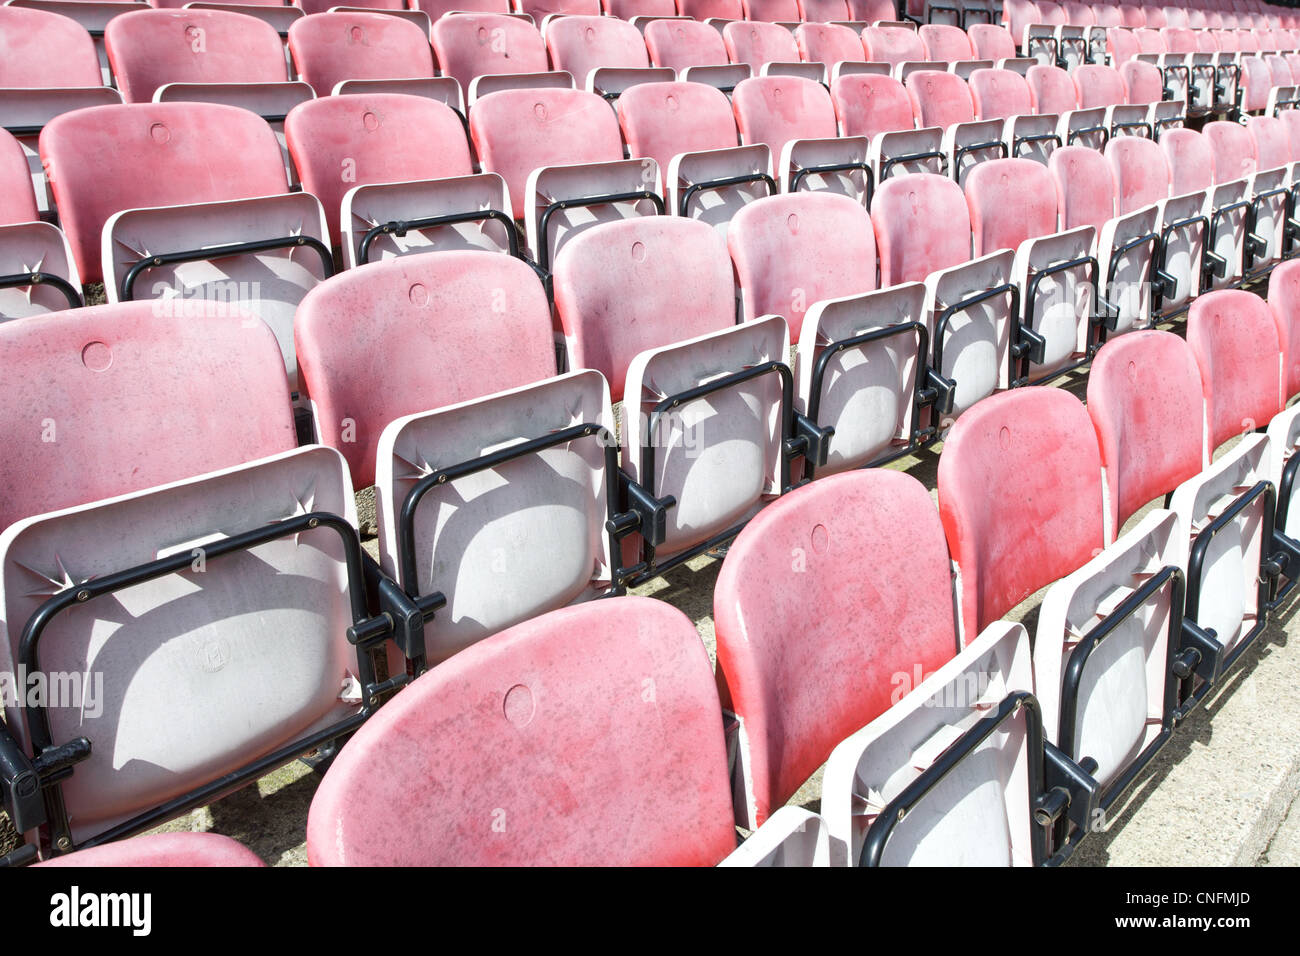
[414,0,512,17]
[733,75,836,160]
[1238,56,1274,113]
[862,25,927,68]
[645,19,732,71]
[1203,120,1258,182]
[1133,27,1165,55]
[1248,115,1292,172]
[969,68,1033,120]
[0,130,38,226]
[871,172,971,284]
[38,101,289,285]
[969,23,1018,61]
[964,157,1055,255]
[297,0,404,13]
[1072,63,1128,108]
[796,23,866,71]
[0,6,102,89]
[906,69,975,129]
[1160,127,1216,196]
[714,469,959,829]
[743,0,799,19]
[1087,330,1205,539]
[1187,290,1284,455]
[1105,136,1172,215]
[831,73,915,139]
[37,833,265,868]
[545,15,650,86]
[676,0,744,19]
[797,0,849,19]
[1049,145,1114,231]
[469,88,623,219]
[285,93,473,247]
[1270,259,1300,402]
[723,21,800,71]
[727,192,877,337]
[1119,59,1164,104]
[105,8,287,103]
[295,251,554,489]
[430,14,547,93]
[517,0,601,18]
[846,0,898,18]
[938,387,1105,641]
[919,23,976,62]
[618,81,738,180]
[604,0,676,15]
[553,217,734,403]
[306,597,736,866]
[0,300,294,531]
[289,12,436,98]
[1026,64,1078,114]
[1118,3,1144,29]
[1161,25,1197,54]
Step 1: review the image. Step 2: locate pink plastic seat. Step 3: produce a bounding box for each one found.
[969,68,1033,120]
[414,0,511,17]
[723,21,800,71]
[0,6,103,89]
[919,23,976,62]
[645,18,732,72]
[1105,135,1171,214]
[964,157,1055,254]
[604,0,676,15]
[797,0,849,19]
[1270,259,1300,402]
[862,25,927,68]
[831,72,915,139]
[1048,145,1113,231]
[618,81,739,180]
[0,130,82,318]
[796,23,867,71]
[1119,59,1164,104]
[469,88,624,219]
[676,0,744,19]
[297,0,404,13]
[1161,126,1216,196]
[743,0,800,18]
[1204,120,1258,182]
[969,23,1018,61]
[872,172,971,284]
[0,300,294,531]
[545,15,650,87]
[1248,115,1292,171]
[37,833,265,868]
[1072,63,1128,108]
[430,15,547,94]
[289,12,436,98]
[1026,63,1078,114]
[714,469,960,828]
[727,192,877,337]
[733,75,837,160]
[306,598,736,866]
[845,0,895,18]
[0,131,38,227]
[285,94,473,248]
[906,69,975,128]
[295,251,554,490]
[938,387,1105,641]
[517,0,601,18]
[105,8,287,103]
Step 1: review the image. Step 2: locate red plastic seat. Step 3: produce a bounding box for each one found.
[618,81,739,181]
[1203,120,1258,182]
[1269,258,1300,402]
[1105,135,1171,215]
[831,72,915,139]
[676,0,744,19]
[545,15,650,87]
[430,14,547,94]
[723,20,801,71]
[733,75,837,161]
[964,156,1056,256]
[906,69,975,129]
[872,171,971,284]
[0,6,102,89]
[969,23,1017,61]
[744,0,800,18]
[306,597,737,866]
[289,12,436,98]
[1072,63,1128,108]
[862,25,927,68]
[37,833,265,867]
[1026,63,1078,114]
[796,23,867,71]
[645,18,732,71]
[969,68,1033,120]
[919,23,976,62]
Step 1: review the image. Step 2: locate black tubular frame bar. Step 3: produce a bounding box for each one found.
[1057,565,1185,814]
[1160,64,1191,104]
[16,511,410,858]
[859,691,1048,867]
[881,149,949,181]
[537,190,665,274]
[1269,450,1300,607]
[1153,213,1209,316]
[1182,479,1276,707]
[932,282,1021,404]
[1100,230,1159,333]
[952,139,1008,182]
[1243,184,1290,274]
[1027,34,1059,68]
[1214,62,1240,111]
[1066,123,1109,148]
[1015,253,1099,387]
[622,360,799,586]
[1057,34,1088,69]
[1190,63,1218,111]
[1203,197,1253,288]
[395,421,625,611]
[1012,130,1062,159]
[678,172,777,218]
[120,234,335,301]
[0,272,82,309]
[804,321,936,477]
[357,208,524,265]
[1110,118,1154,140]
[790,160,875,208]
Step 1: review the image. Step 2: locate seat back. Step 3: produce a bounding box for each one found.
[796,23,866,70]
[644,18,730,71]
[728,193,877,338]
[430,14,547,93]
[1026,64,1078,114]
[618,81,737,179]
[969,23,1017,61]
[0,130,38,226]
[39,101,288,284]
[1073,64,1128,108]
[872,172,971,285]
[1118,59,1164,104]
[938,387,1105,641]
[744,0,800,18]
[862,25,926,67]
[723,21,801,71]
[1203,120,1258,182]
[831,72,914,139]
[285,94,472,246]
[105,8,286,104]
[715,470,960,829]
[1187,290,1285,455]
[306,597,735,866]
[0,301,294,531]
[733,76,837,159]
[919,23,975,62]
[546,15,649,83]
[964,157,1057,255]
[1049,145,1115,232]
[906,69,975,129]
[1160,126,1215,196]
[1105,135,1172,215]
[1248,115,1292,172]
[0,6,103,88]
[289,12,435,98]
[1269,258,1300,403]
[969,68,1032,120]
[469,87,624,219]
[1087,331,1205,538]
[295,251,554,489]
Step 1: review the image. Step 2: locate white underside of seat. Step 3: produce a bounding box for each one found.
[871,126,945,181]
[668,143,773,236]
[526,158,663,270]
[821,619,1035,867]
[1155,191,1207,312]
[780,135,871,206]
[718,806,831,866]
[1011,224,1097,373]
[1096,205,1159,333]
[1204,179,1251,289]
[0,221,82,321]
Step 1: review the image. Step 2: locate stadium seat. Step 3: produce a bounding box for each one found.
[919,22,976,61]
[1202,120,1264,285]
[289,12,436,98]
[862,25,927,71]
[35,832,265,868]
[723,21,802,74]
[831,72,944,180]
[744,0,800,19]
[796,23,870,78]
[544,15,670,98]
[969,67,1056,164]
[677,0,744,18]
[969,22,1018,62]
[644,18,750,94]
[906,69,1004,182]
